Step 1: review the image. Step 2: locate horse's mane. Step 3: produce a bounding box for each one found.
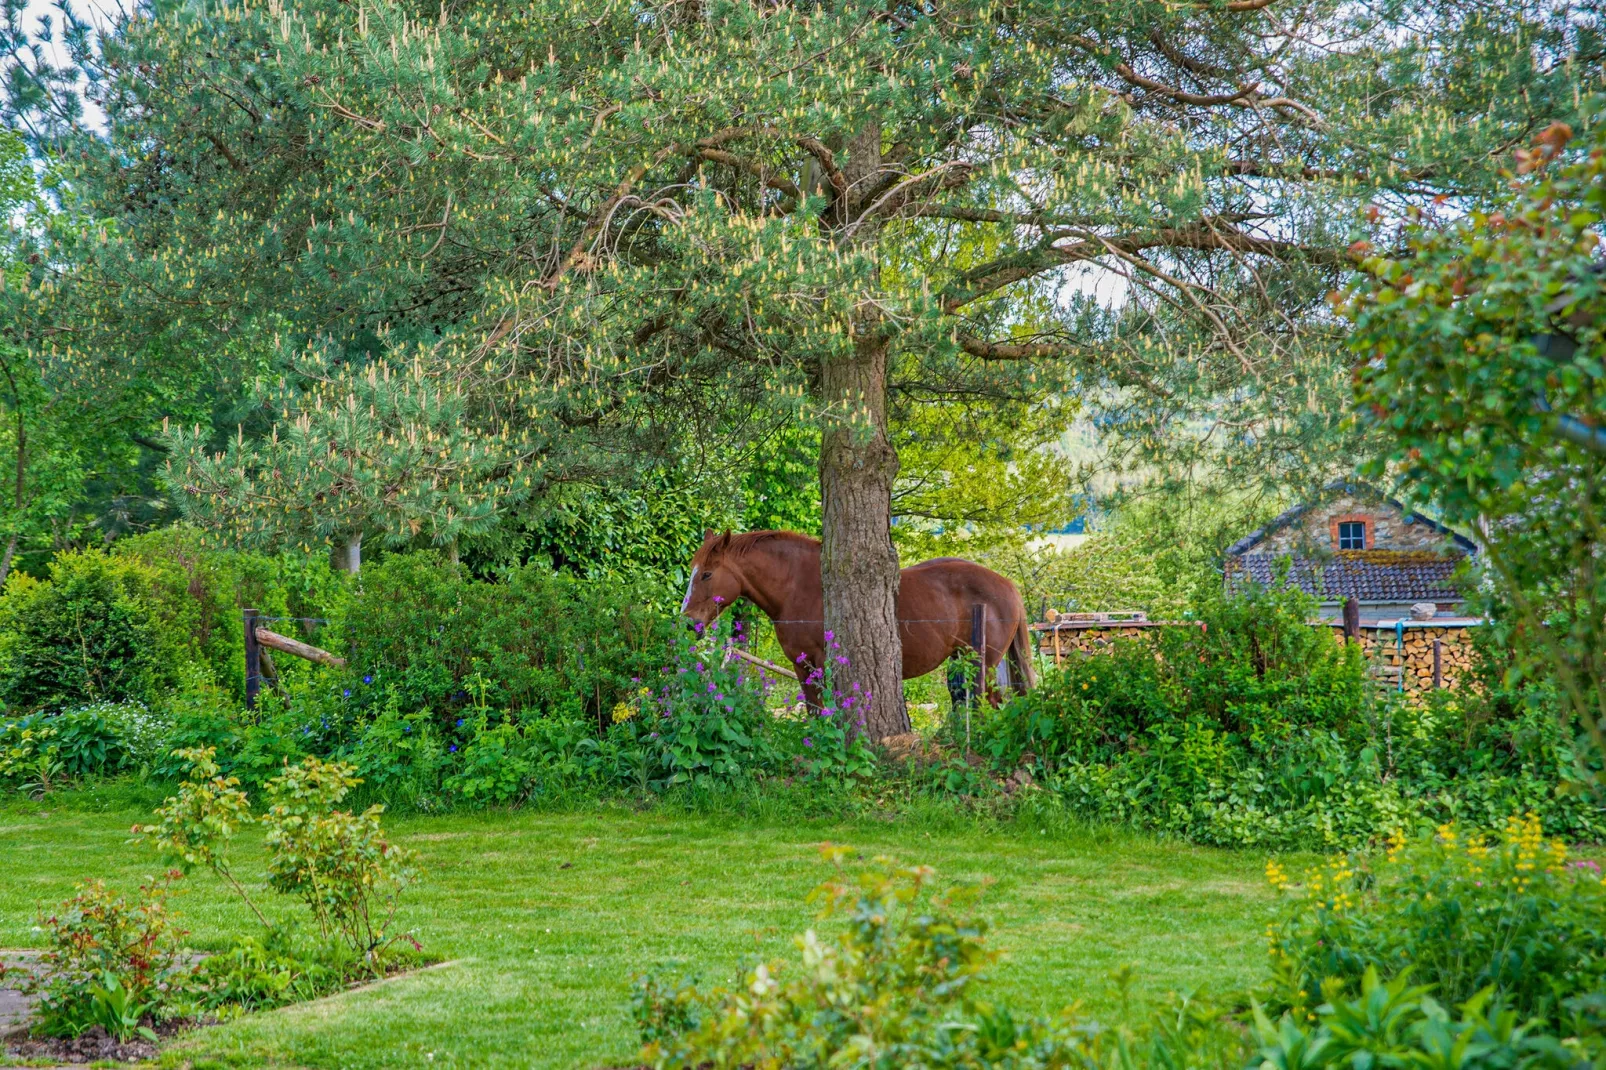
[732,530,820,557]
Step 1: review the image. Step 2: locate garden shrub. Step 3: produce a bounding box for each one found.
[261,756,419,957]
[974,582,1603,849]
[333,552,677,728]
[1265,814,1606,1030]
[1,701,173,793]
[1250,967,1598,1070]
[10,877,192,1040]
[0,552,182,712]
[632,845,1105,1069]
[140,748,420,960]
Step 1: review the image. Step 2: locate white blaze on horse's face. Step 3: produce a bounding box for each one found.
[681,566,697,614]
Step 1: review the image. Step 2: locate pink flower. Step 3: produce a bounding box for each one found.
[823,630,834,641]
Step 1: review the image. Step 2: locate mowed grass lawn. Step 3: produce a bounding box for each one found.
[1,798,1284,1069]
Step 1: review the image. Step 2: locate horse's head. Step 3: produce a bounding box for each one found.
[681,529,743,633]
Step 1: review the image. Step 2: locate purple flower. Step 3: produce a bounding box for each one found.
[835,655,848,665]
[713,595,724,604]
[795,652,807,664]
[822,707,835,717]
[823,630,834,641]
[707,683,717,693]
[803,737,813,747]
[695,661,705,673]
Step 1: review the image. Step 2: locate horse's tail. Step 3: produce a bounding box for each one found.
[1007,613,1036,694]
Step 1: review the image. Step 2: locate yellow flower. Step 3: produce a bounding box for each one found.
[610,701,634,724]
[1265,860,1290,890]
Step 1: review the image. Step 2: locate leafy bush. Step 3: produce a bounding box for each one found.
[1251,967,1599,1070]
[633,846,1105,1069]
[261,757,418,956]
[333,552,676,728]
[190,928,360,1013]
[140,748,420,959]
[1265,814,1606,1029]
[974,583,1601,849]
[631,846,1606,1070]
[0,702,173,793]
[16,877,192,1040]
[0,552,181,712]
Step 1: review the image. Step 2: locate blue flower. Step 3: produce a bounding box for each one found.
[456,718,464,727]
[403,725,412,733]
[363,674,373,684]
[342,688,351,697]
[449,744,458,753]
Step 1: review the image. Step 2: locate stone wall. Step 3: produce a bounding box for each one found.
[1254,492,1453,554]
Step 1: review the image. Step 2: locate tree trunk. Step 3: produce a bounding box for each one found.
[0,532,17,589]
[815,117,907,741]
[332,531,363,574]
[819,329,907,740]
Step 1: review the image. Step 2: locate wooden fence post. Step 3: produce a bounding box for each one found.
[1433,638,1443,689]
[243,608,261,711]
[1343,596,1360,643]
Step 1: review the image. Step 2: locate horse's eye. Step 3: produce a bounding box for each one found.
[700,571,711,581]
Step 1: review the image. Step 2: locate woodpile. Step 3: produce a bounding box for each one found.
[1033,619,1481,691]
[1333,625,1476,691]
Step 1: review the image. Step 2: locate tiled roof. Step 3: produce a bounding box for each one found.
[1226,551,1467,603]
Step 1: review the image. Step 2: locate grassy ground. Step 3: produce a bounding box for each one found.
[0,791,1284,1070]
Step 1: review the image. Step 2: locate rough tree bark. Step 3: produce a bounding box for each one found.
[817,119,909,740]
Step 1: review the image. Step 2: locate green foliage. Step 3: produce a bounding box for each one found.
[634,846,1020,1068]
[18,876,190,1040]
[139,747,262,907]
[1346,109,1606,763]
[334,552,676,725]
[0,702,159,790]
[261,756,419,957]
[1265,816,1606,1030]
[975,586,1600,849]
[1251,967,1598,1070]
[633,847,1257,1070]
[980,584,1365,765]
[625,624,784,789]
[190,926,375,1013]
[141,748,419,957]
[163,351,529,565]
[0,551,179,711]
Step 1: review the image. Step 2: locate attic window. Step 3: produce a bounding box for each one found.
[1337,520,1367,550]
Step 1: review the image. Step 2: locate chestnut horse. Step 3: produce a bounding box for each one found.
[680,529,1035,710]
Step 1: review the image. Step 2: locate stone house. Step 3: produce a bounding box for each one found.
[1223,483,1478,620]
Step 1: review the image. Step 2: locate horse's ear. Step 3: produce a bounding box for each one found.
[703,528,715,542]
[717,529,732,550]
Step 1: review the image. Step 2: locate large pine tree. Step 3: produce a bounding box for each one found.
[4,0,1597,735]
